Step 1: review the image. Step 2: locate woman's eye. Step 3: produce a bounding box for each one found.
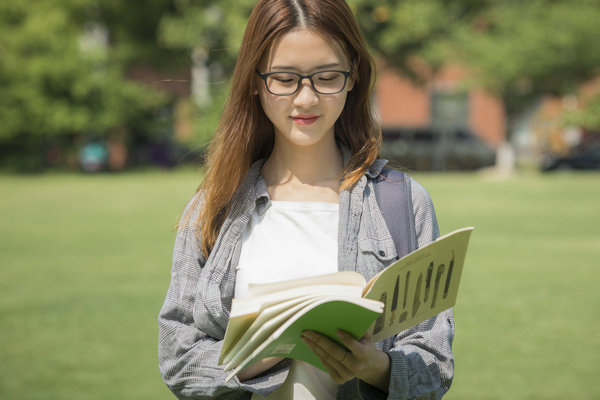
[316,72,343,82]
[272,74,297,84]
[318,75,336,81]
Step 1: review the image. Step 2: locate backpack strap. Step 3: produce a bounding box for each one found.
[373,168,417,259]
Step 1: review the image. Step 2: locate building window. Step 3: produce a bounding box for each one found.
[431,90,469,130]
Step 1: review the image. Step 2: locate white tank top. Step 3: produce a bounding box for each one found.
[235,201,339,399]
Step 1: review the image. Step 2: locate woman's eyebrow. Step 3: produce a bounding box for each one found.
[269,63,342,71]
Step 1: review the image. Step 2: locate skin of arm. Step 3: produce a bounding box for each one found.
[237,357,285,382]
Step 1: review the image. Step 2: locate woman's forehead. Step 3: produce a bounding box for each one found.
[261,28,349,72]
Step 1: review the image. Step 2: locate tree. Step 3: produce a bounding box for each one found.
[451,1,600,126]
[0,0,183,170]
[565,93,600,131]
[157,0,257,147]
[347,0,490,80]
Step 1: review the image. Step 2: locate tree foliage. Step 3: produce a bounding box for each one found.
[347,0,490,79]
[449,0,600,122]
[0,0,181,170]
[565,94,600,130]
[157,0,257,147]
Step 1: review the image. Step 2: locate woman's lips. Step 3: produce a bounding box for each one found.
[291,115,319,125]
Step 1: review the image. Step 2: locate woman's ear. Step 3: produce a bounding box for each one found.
[347,75,356,92]
[347,60,359,92]
[253,75,262,95]
[347,71,358,92]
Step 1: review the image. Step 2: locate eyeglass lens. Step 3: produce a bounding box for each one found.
[266,71,347,95]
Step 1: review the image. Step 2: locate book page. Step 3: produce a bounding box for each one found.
[364,227,473,342]
[246,270,365,297]
[231,283,364,317]
[221,295,318,366]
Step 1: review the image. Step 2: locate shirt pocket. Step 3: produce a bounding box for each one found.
[357,237,398,281]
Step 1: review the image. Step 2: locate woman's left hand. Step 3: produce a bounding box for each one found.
[301,327,390,392]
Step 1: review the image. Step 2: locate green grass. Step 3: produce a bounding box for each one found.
[0,170,200,400]
[1,169,599,399]
[417,171,600,399]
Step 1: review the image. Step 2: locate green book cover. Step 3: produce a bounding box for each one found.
[225,297,383,381]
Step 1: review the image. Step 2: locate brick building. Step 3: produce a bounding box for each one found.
[374,62,503,170]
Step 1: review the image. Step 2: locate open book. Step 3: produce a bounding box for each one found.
[220,227,473,381]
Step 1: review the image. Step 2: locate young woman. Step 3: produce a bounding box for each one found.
[158,0,454,398]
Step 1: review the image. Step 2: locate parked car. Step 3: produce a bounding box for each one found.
[380,127,496,171]
[540,141,600,171]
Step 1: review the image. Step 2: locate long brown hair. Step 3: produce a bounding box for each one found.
[192,0,381,257]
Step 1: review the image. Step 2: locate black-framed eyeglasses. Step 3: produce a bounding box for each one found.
[257,70,352,96]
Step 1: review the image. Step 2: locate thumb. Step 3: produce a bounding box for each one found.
[360,323,375,343]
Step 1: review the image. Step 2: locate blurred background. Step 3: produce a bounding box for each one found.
[1,1,599,399]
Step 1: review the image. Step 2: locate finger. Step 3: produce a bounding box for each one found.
[302,331,347,361]
[321,355,354,384]
[336,330,367,356]
[315,345,354,383]
[301,333,356,379]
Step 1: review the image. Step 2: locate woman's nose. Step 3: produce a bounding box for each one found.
[294,79,319,106]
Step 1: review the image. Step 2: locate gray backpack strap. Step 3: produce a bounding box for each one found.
[373,168,417,259]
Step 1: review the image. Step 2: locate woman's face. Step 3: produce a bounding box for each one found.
[258,28,354,150]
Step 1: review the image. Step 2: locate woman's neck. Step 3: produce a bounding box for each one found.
[261,139,343,202]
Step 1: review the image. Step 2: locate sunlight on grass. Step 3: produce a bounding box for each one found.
[0,170,200,400]
[415,171,600,399]
[1,169,598,399]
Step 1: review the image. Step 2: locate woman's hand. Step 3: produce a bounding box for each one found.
[301,327,391,392]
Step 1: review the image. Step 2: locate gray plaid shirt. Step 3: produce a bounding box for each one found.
[158,158,454,399]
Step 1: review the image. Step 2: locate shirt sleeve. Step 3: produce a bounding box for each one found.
[358,178,454,400]
[157,196,290,399]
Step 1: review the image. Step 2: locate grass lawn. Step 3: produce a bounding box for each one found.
[1,169,598,399]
